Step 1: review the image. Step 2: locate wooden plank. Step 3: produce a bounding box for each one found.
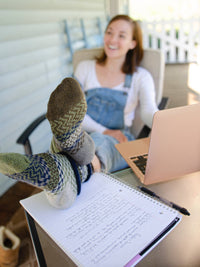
[0,47,71,75]
[0,22,65,42]
[0,55,71,93]
[0,33,67,59]
[0,75,49,108]
[0,62,47,91]
[0,0,104,11]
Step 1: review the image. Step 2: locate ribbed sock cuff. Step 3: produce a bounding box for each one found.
[85,163,93,182]
[64,154,81,195]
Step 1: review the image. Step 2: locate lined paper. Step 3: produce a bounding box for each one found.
[21,172,181,267]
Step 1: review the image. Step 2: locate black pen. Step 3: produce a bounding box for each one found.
[138,186,190,216]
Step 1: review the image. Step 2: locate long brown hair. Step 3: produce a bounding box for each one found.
[96,15,143,74]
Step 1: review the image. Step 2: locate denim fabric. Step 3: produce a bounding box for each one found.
[86,88,127,129]
[86,74,135,172]
[91,128,134,173]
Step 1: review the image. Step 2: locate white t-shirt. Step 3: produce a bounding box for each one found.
[74,60,158,133]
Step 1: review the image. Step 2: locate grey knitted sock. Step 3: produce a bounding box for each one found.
[0,152,92,209]
[46,77,95,166]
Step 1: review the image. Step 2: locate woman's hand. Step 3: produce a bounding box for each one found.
[103,129,128,143]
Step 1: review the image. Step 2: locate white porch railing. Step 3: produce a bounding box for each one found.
[141,18,200,63]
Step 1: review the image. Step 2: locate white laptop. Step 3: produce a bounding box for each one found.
[115,103,200,185]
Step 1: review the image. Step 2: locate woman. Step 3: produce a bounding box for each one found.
[74,14,158,172]
[0,15,158,209]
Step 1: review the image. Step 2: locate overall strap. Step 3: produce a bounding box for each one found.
[124,74,132,89]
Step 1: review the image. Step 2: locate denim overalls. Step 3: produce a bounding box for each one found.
[85,74,135,172]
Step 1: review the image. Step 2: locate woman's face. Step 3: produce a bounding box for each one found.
[104,19,136,61]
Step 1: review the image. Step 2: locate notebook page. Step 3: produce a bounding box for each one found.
[20,172,180,267]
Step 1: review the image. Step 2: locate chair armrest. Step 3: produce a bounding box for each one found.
[158,96,169,110]
[16,114,47,155]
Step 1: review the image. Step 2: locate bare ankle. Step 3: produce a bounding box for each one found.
[91,155,101,172]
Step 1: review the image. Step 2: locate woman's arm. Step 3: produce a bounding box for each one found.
[138,70,158,128]
[82,114,107,133]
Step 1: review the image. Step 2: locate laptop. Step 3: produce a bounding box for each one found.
[115,103,200,185]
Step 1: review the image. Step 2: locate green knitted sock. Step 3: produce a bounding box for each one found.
[46,77,95,166]
[0,152,92,209]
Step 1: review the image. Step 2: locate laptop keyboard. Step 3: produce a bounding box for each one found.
[130,154,148,174]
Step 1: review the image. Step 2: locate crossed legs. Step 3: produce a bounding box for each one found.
[0,78,101,209]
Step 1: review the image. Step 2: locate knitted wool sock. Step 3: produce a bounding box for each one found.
[46,77,95,166]
[0,152,92,209]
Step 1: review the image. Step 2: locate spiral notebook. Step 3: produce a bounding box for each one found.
[20,172,182,267]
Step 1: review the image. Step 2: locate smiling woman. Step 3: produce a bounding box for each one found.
[74,14,158,173]
[96,20,136,88]
[96,15,143,76]
[104,19,136,62]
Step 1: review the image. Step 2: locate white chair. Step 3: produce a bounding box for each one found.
[73,47,168,138]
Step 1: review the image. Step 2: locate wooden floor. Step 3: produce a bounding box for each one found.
[0,182,40,267]
[0,182,37,225]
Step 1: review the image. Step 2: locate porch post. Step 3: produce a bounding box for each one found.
[106,0,129,18]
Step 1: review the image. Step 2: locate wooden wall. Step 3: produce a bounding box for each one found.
[0,0,107,195]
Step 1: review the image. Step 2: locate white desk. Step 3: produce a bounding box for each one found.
[25,169,200,267]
